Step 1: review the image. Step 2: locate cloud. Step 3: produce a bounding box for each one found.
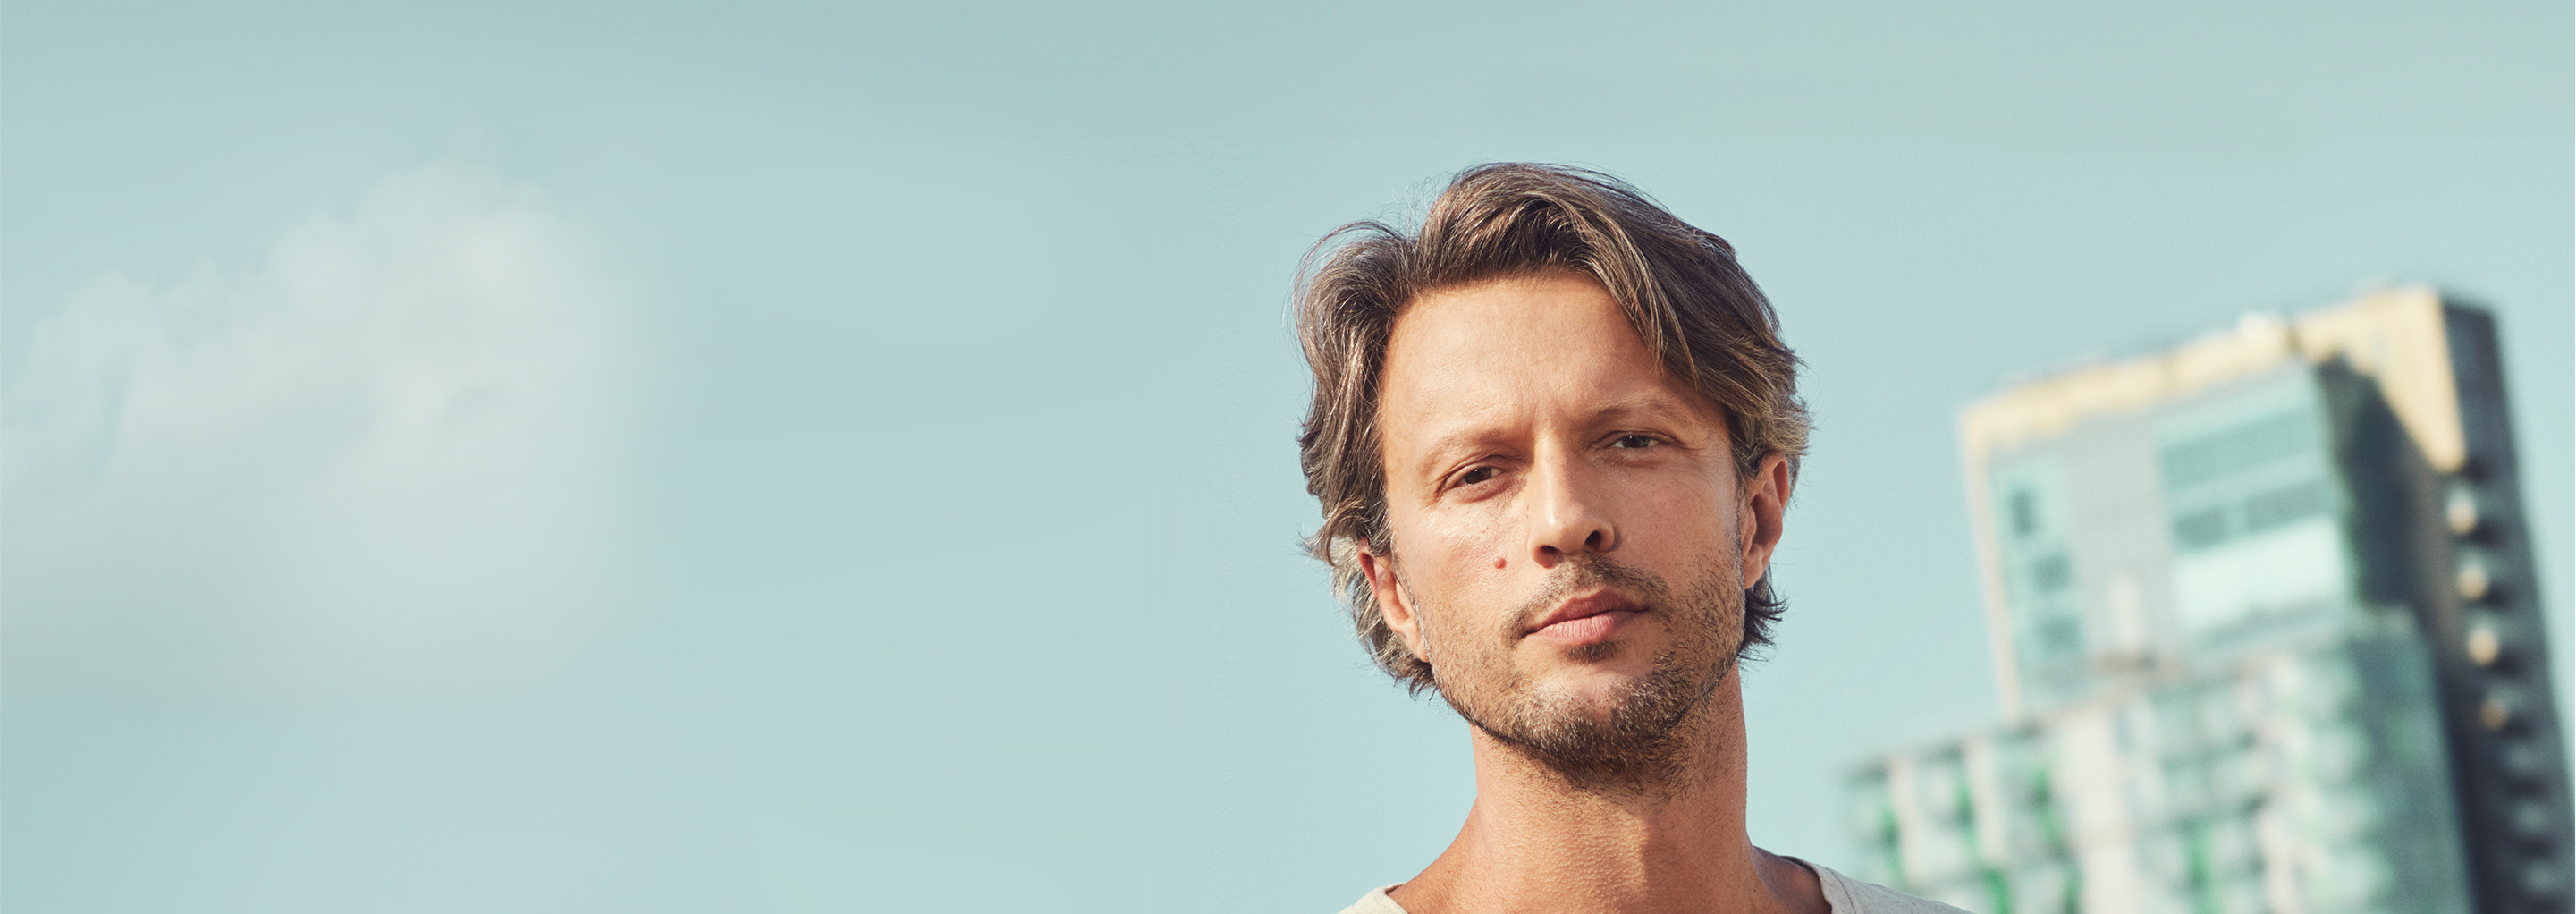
[3,163,633,702]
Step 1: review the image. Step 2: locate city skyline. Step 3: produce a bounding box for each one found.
[1853,290,2566,914]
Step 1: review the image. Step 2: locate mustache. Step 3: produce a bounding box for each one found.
[1505,554,1671,634]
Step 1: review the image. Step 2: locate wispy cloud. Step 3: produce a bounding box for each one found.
[3,163,634,701]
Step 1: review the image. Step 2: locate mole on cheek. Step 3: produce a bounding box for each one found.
[1493,556,1507,569]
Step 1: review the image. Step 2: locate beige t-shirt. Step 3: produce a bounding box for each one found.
[1338,860,1967,914]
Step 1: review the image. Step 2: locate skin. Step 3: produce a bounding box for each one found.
[1356,270,1820,914]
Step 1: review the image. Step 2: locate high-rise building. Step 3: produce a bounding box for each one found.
[1845,289,2569,914]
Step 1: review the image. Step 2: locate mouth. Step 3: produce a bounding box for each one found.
[1523,590,1645,645]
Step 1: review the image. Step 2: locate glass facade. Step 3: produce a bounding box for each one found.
[1978,365,2364,715]
[2154,369,2352,654]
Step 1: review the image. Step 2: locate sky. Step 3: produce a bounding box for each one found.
[3,1,2569,910]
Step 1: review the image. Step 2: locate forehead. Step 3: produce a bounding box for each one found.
[1379,272,1719,444]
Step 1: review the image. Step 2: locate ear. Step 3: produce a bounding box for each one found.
[1738,453,1791,586]
[1358,547,1429,664]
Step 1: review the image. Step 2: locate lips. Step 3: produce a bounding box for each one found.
[1524,591,1644,644]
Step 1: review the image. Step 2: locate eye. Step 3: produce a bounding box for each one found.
[1457,466,1499,486]
[1610,434,1659,450]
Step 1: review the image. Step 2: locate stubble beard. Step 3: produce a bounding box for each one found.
[1416,549,1744,797]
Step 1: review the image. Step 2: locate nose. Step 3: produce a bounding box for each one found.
[1527,454,1617,568]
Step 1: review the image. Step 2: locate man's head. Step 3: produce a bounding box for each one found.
[1294,165,1807,783]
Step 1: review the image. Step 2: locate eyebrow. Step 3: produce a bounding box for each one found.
[1584,393,1712,430]
[1398,391,1718,482]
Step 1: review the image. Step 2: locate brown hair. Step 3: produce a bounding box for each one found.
[1295,163,1810,693]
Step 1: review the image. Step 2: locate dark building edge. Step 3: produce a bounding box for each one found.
[2434,300,2572,914]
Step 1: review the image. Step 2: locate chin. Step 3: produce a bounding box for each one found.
[1540,665,1661,715]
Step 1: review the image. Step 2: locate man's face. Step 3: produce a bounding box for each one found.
[1359,271,1787,783]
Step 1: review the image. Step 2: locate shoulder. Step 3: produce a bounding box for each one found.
[1803,861,1972,914]
[1336,884,1409,914]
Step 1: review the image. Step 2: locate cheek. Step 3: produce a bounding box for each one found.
[1624,478,1738,560]
[1430,504,1516,575]
[1391,507,1516,619]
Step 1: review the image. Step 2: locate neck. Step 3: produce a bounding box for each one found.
[1390,673,1825,914]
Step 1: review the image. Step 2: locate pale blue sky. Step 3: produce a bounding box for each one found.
[4,2,2569,910]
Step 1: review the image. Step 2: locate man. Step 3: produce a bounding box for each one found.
[1295,164,1961,914]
